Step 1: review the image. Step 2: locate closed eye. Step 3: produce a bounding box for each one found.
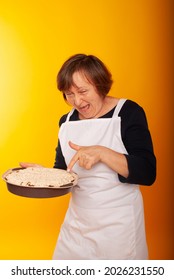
[64,92,74,97]
[78,89,88,94]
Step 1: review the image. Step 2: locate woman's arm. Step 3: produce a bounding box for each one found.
[67,141,129,178]
[54,114,68,170]
[19,162,43,168]
[118,100,156,185]
[54,140,67,169]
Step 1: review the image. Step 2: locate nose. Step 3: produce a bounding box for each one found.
[73,94,82,106]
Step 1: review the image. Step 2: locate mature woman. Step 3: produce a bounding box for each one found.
[51,54,156,259]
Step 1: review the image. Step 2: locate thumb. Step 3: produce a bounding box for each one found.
[68,141,81,151]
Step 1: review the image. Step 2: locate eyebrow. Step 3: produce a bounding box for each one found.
[69,86,88,92]
[77,87,87,90]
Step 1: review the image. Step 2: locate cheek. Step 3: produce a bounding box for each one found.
[66,98,74,105]
[93,97,103,108]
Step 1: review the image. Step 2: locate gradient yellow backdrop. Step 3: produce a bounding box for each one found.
[0,0,173,259]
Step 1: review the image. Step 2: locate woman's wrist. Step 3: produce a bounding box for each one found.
[99,146,129,178]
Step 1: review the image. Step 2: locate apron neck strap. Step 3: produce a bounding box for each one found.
[66,108,75,122]
[113,99,127,117]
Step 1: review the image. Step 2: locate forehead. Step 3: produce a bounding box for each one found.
[71,71,93,89]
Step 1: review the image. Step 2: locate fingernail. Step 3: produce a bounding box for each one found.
[67,169,70,172]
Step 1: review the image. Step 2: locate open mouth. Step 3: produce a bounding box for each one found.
[79,104,90,112]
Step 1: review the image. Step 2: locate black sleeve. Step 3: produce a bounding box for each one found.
[118,100,156,186]
[53,114,68,170]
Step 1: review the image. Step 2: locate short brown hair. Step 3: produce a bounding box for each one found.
[57,54,113,99]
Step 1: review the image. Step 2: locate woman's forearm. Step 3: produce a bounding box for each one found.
[100,146,129,178]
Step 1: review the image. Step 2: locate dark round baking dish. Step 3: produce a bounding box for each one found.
[2,167,76,198]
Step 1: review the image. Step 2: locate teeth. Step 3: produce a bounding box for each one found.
[83,106,87,109]
[81,105,88,109]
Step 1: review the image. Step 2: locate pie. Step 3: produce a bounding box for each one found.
[3,167,78,188]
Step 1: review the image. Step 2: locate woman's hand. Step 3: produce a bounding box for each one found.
[19,162,43,168]
[67,141,129,178]
[67,141,102,171]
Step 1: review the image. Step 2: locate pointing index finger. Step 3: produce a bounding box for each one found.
[67,153,79,172]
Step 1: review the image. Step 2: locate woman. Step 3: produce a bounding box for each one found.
[21,54,156,259]
[52,54,156,260]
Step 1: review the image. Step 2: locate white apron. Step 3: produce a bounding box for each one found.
[53,99,148,260]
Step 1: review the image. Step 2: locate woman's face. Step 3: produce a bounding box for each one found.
[64,71,105,119]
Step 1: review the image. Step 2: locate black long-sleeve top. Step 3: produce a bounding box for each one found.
[54,100,156,186]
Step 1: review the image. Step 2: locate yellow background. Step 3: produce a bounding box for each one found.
[0,0,173,259]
